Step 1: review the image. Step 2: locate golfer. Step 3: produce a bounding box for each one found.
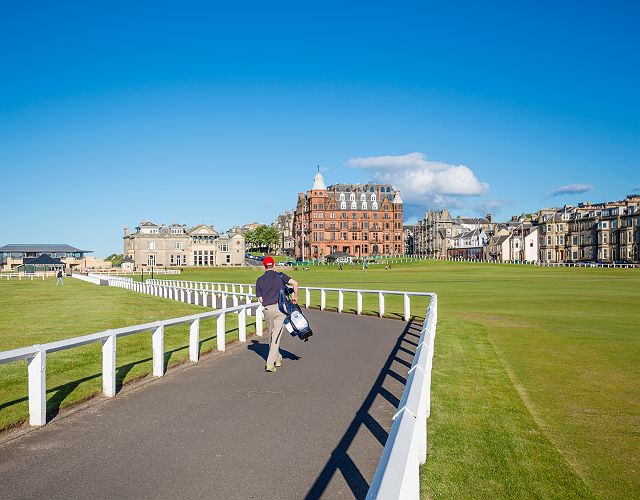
[256,256,298,372]
[55,269,64,286]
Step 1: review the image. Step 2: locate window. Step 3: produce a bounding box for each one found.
[349,193,355,201]
[149,241,156,250]
[148,255,156,266]
[340,201,347,210]
[226,255,231,263]
[360,193,366,201]
[339,193,345,201]
[351,212,357,219]
[175,242,182,250]
[372,202,378,210]
[362,202,368,210]
[221,243,229,252]
[350,201,357,210]
[371,194,377,202]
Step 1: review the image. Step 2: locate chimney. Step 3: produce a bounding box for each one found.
[124,227,130,236]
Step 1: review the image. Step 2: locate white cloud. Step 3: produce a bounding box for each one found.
[472,199,511,215]
[347,152,488,205]
[550,183,593,197]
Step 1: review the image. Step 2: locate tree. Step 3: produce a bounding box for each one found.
[261,226,280,253]
[244,229,261,251]
[244,225,280,253]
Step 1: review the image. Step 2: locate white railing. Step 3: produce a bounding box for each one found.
[0,273,49,280]
[3,274,438,498]
[0,301,262,427]
[367,293,438,499]
[147,279,427,322]
[91,268,182,275]
[71,273,103,285]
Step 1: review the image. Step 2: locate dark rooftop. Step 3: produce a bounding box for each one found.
[0,244,92,254]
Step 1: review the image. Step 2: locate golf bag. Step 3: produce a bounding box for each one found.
[278,276,313,342]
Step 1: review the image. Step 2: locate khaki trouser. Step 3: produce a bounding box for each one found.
[263,304,285,366]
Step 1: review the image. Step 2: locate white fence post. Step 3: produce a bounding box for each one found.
[212,292,217,309]
[239,308,247,342]
[305,288,310,308]
[256,306,263,336]
[245,295,252,316]
[152,325,164,377]
[321,289,326,310]
[403,293,410,322]
[102,333,116,397]
[338,290,344,313]
[379,292,385,318]
[28,348,46,426]
[357,291,363,315]
[189,318,200,362]
[232,294,239,308]
[217,313,226,351]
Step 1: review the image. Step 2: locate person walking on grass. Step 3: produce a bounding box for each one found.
[55,269,64,286]
[256,256,298,373]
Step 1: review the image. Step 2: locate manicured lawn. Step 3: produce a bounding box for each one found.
[0,278,253,431]
[150,261,639,498]
[1,262,638,498]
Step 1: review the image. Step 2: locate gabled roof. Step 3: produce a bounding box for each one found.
[0,244,92,253]
[22,254,64,265]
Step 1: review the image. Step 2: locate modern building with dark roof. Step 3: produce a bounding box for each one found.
[0,244,93,271]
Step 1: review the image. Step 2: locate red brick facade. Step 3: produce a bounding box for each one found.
[294,174,404,260]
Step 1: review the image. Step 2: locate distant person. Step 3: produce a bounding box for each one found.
[256,256,299,373]
[56,270,64,286]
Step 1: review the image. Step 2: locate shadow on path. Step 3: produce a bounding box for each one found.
[304,318,422,499]
[247,339,301,363]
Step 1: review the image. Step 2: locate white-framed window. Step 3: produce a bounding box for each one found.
[349,193,355,201]
[372,201,378,210]
[371,194,377,202]
[362,201,368,210]
[175,242,182,250]
[360,193,366,201]
[148,254,156,266]
[350,201,357,210]
[340,201,347,210]
[149,241,156,250]
[339,193,345,201]
[221,243,229,252]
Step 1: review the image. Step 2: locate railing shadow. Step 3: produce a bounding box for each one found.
[304,318,422,499]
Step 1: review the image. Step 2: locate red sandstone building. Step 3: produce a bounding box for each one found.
[294,171,404,261]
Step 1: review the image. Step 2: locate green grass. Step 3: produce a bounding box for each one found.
[1,262,639,498]
[149,261,639,498]
[0,278,255,431]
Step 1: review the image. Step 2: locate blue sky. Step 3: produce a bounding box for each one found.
[1,1,638,257]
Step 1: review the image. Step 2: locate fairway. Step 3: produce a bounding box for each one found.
[1,262,639,498]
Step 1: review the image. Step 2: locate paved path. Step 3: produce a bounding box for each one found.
[0,310,422,499]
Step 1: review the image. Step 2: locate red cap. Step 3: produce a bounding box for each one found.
[263,256,275,268]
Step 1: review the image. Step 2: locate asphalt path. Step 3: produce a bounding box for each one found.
[0,310,421,499]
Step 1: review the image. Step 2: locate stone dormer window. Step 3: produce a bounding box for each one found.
[350,201,357,210]
[371,193,377,202]
[362,201,368,210]
[339,193,345,201]
[349,193,355,201]
[340,201,347,210]
[372,201,378,210]
[360,193,366,201]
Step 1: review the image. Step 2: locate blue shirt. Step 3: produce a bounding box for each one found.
[256,270,290,306]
